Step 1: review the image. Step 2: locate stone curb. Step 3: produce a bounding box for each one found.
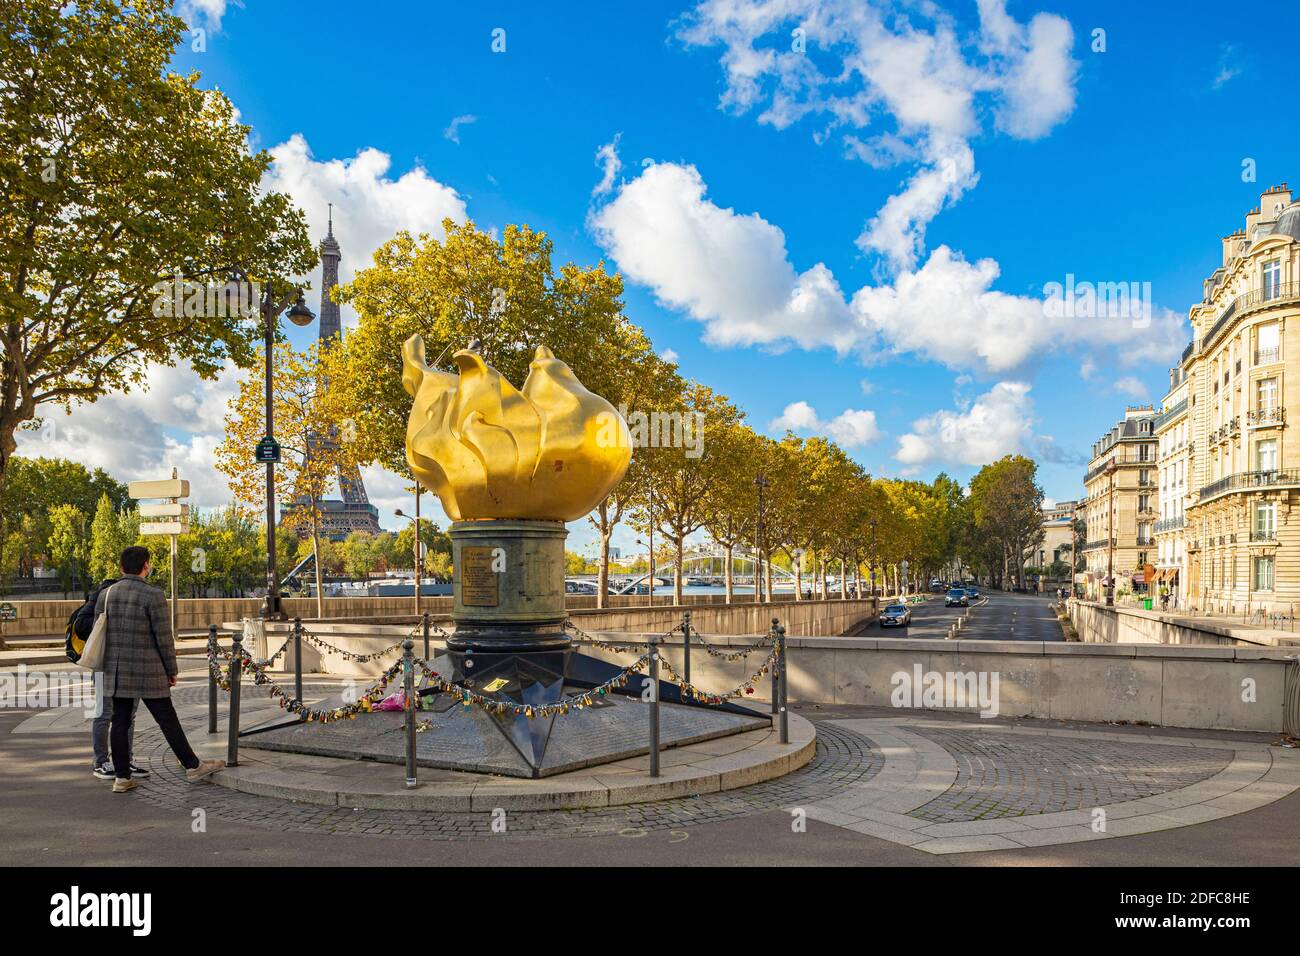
[206,714,815,812]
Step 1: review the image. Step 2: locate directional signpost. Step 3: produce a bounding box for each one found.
[130,470,190,640]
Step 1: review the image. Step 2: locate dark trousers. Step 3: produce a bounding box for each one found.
[110,696,200,779]
[92,697,137,766]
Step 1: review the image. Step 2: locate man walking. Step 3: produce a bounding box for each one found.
[95,545,224,793]
[75,574,147,780]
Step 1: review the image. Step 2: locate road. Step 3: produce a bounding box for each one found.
[859,589,1065,641]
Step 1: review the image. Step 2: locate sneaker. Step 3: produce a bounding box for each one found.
[111,778,138,794]
[92,762,114,780]
[185,759,225,782]
[128,762,151,778]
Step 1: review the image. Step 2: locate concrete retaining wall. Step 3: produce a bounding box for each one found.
[253,621,1297,733]
[579,634,1294,734]
[0,591,859,639]
[1070,599,1300,649]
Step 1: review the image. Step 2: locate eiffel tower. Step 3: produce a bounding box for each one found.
[286,208,382,541]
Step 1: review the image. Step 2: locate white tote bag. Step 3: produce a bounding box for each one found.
[77,584,117,672]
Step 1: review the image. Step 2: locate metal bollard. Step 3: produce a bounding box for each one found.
[770,617,780,715]
[227,629,243,767]
[207,624,218,734]
[681,609,692,685]
[776,623,789,745]
[403,638,417,789]
[648,634,661,778]
[421,611,431,661]
[293,616,303,705]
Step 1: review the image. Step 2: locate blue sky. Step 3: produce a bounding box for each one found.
[24,0,1300,556]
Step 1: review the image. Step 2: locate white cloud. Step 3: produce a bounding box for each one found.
[262,134,468,330]
[592,156,1186,377]
[588,160,856,351]
[679,0,1079,272]
[177,0,234,31]
[1212,43,1242,89]
[895,381,1035,468]
[443,114,477,144]
[661,348,680,363]
[769,401,880,447]
[1114,376,1149,400]
[15,363,242,511]
[593,134,623,196]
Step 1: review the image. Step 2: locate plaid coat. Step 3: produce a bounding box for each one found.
[94,575,177,698]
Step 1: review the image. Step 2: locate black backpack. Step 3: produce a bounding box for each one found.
[64,604,88,664]
[64,579,116,663]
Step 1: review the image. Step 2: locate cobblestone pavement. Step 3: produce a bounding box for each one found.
[906,727,1234,823]
[133,684,883,841]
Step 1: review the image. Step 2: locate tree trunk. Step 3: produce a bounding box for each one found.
[764,558,772,604]
[673,533,684,605]
[794,554,803,601]
[818,554,827,601]
[841,552,849,600]
[724,545,734,604]
[312,525,324,620]
[595,499,611,609]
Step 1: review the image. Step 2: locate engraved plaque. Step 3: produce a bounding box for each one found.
[461,546,499,607]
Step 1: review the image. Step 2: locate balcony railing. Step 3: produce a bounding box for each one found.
[1153,398,1188,433]
[1255,346,1281,365]
[1250,530,1278,543]
[1200,281,1300,353]
[1246,407,1285,427]
[1154,515,1186,533]
[1081,538,1115,552]
[1210,417,1241,444]
[1198,469,1300,503]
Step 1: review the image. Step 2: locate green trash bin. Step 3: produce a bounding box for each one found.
[1142,598,1153,610]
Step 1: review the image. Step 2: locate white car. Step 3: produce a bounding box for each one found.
[879,603,912,627]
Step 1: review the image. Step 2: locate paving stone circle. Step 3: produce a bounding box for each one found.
[905,727,1234,824]
[133,683,883,841]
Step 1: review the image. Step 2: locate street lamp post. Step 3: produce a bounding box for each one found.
[1105,459,1118,607]
[754,474,770,604]
[395,499,423,617]
[241,273,314,621]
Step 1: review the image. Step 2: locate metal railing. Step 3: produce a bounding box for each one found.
[1081,538,1115,552]
[1246,407,1285,427]
[1255,346,1281,365]
[1250,530,1278,543]
[1153,398,1188,432]
[1200,281,1300,353]
[1210,417,1241,444]
[1154,515,1185,533]
[1198,468,1300,503]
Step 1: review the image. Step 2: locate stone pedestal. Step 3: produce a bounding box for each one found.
[447,519,569,651]
[445,520,572,767]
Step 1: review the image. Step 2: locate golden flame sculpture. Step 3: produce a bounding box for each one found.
[402,336,632,521]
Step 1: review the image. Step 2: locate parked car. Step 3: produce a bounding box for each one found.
[879,603,912,627]
[945,588,969,607]
[964,586,980,600]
